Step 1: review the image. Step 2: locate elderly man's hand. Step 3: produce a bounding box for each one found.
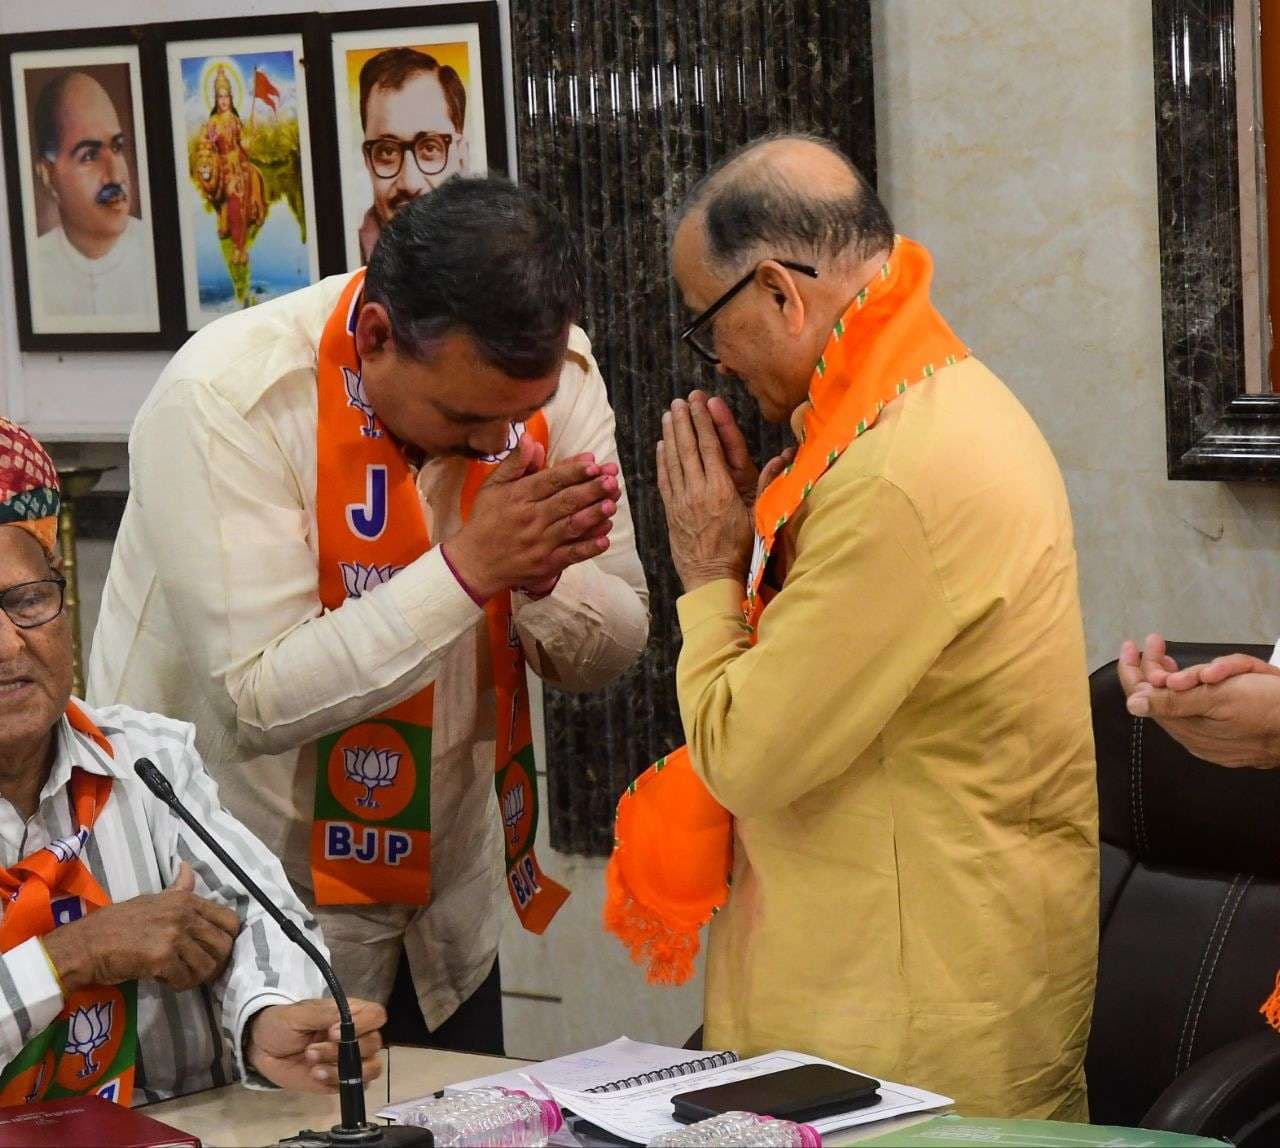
[41,862,240,993]
[1161,651,1280,691]
[1118,634,1179,695]
[657,396,754,593]
[693,390,795,507]
[1123,657,1280,769]
[247,997,386,1093]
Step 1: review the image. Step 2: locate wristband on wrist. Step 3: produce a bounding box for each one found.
[441,544,491,607]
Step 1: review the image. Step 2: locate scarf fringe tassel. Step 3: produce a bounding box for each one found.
[603,860,701,987]
[1261,971,1280,1032]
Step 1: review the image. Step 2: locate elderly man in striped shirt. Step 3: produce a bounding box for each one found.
[0,417,385,1106]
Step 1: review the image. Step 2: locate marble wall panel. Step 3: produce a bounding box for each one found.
[511,0,876,855]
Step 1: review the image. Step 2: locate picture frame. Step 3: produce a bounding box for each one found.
[159,22,323,334]
[1153,0,1280,479]
[0,29,168,351]
[317,3,509,270]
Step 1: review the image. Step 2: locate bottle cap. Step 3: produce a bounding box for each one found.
[537,1099,565,1133]
[796,1121,823,1147]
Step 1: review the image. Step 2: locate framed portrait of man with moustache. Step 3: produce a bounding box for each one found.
[1,41,162,346]
[326,3,509,270]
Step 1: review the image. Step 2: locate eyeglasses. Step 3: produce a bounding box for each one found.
[0,576,66,630]
[680,260,819,366]
[362,132,455,179]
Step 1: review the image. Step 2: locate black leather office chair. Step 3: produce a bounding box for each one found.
[1087,643,1280,1145]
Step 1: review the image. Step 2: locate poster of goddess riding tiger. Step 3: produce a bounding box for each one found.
[165,34,319,331]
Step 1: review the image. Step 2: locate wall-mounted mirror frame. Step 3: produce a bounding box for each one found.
[1155,0,1280,479]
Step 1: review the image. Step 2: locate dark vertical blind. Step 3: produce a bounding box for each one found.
[512,0,876,855]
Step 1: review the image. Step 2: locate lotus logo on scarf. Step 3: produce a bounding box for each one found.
[45,826,89,865]
[343,747,401,809]
[476,421,525,463]
[343,367,382,439]
[501,783,527,847]
[66,1001,112,1078]
[339,562,404,599]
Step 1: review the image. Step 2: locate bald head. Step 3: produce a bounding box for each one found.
[677,133,893,275]
[35,73,119,162]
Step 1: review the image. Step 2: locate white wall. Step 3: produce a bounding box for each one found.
[0,0,518,440]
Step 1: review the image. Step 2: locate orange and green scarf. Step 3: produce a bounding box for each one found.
[310,270,568,934]
[0,703,137,1106]
[604,236,968,984]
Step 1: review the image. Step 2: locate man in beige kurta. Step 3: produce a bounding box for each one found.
[656,136,1097,1117]
[88,181,649,1053]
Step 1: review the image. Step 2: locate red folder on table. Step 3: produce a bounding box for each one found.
[0,1095,199,1146]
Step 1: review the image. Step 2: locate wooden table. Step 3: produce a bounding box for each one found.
[144,1046,939,1146]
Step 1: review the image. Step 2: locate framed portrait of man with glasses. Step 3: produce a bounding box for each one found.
[327,4,509,269]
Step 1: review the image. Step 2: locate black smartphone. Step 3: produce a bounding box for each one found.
[670,1064,881,1125]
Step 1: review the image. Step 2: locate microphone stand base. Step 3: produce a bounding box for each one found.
[279,1123,433,1146]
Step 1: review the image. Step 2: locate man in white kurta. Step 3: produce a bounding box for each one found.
[88,181,649,1049]
[32,217,155,321]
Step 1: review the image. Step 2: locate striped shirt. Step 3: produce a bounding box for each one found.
[0,699,326,1103]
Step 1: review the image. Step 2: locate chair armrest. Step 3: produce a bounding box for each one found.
[1143,1030,1280,1142]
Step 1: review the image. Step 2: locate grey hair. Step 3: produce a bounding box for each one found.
[677,132,894,273]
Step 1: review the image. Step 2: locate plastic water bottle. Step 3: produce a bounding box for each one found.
[401,1086,564,1146]
[650,1111,823,1146]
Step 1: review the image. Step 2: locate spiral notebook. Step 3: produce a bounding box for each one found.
[582,1049,739,1093]
[375,1036,739,1122]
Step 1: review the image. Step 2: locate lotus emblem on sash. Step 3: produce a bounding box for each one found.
[339,562,403,599]
[344,747,401,809]
[476,421,524,463]
[343,367,382,439]
[66,1001,112,1077]
[501,783,526,846]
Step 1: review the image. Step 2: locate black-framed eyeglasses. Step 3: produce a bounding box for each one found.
[680,260,819,366]
[0,576,66,630]
[362,132,455,179]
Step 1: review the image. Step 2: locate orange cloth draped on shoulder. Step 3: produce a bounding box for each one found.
[309,269,569,933]
[0,703,139,1107]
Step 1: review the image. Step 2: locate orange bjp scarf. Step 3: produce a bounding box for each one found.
[603,237,969,984]
[0,703,138,1106]
[310,270,569,934]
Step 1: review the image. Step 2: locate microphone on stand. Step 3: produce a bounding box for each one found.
[133,758,431,1147]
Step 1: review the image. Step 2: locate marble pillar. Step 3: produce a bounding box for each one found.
[511,0,876,854]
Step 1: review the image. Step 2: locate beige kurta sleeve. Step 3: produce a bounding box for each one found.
[676,471,960,817]
[129,379,484,758]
